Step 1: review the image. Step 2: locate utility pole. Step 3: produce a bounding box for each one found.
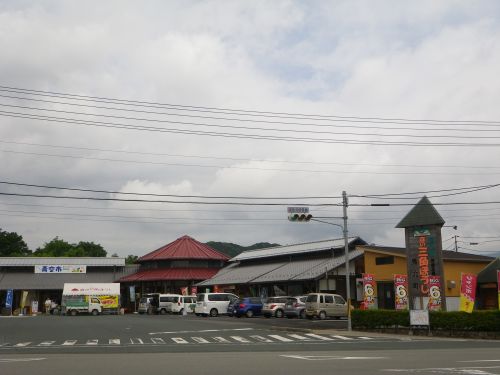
[454,235,459,252]
[342,191,352,332]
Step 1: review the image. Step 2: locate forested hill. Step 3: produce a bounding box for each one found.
[205,241,280,258]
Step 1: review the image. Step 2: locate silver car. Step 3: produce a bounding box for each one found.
[284,296,308,319]
[262,296,290,318]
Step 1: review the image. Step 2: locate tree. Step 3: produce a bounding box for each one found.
[125,255,139,264]
[73,241,107,257]
[34,237,73,257]
[0,228,31,256]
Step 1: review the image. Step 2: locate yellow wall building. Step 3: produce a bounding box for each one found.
[358,245,493,310]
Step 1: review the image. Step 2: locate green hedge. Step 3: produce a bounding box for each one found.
[351,309,500,332]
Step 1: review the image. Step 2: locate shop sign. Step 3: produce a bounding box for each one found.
[417,235,429,295]
[497,270,500,310]
[31,301,39,314]
[410,309,429,326]
[459,273,477,313]
[35,265,87,274]
[394,274,408,310]
[428,275,442,311]
[362,273,376,308]
[181,287,188,296]
[190,286,197,295]
[5,289,13,309]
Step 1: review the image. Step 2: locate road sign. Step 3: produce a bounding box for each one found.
[287,207,309,214]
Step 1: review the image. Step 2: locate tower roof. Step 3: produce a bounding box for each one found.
[396,196,445,228]
[139,235,230,261]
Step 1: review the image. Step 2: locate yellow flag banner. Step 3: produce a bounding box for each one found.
[459,273,477,313]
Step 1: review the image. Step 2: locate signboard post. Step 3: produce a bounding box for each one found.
[410,309,430,335]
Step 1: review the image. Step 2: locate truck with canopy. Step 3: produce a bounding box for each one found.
[62,283,120,316]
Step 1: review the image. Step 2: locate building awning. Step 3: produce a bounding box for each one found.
[118,268,220,282]
[0,272,120,290]
[198,249,364,286]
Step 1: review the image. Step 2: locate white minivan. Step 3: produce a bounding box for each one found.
[167,295,197,314]
[152,294,180,315]
[195,293,239,317]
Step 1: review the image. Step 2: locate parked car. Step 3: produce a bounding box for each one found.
[151,294,181,315]
[262,296,290,318]
[230,297,263,318]
[305,293,348,320]
[138,295,156,314]
[195,292,239,317]
[284,296,308,319]
[167,295,197,314]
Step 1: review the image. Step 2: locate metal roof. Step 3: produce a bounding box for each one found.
[0,257,125,267]
[231,237,361,262]
[198,249,364,286]
[139,235,229,262]
[118,268,220,282]
[359,245,494,262]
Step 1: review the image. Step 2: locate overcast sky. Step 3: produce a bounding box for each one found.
[1,0,499,257]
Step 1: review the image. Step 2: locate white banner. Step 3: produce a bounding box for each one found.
[63,283,120,296]
[35,265,87,274]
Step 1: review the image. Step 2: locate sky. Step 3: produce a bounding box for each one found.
[1,0,499,257]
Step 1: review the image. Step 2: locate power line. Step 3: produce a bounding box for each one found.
[4,148,500,176]
[2,84,499,125]
[3,139,500,170]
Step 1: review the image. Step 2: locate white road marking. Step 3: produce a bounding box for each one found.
[14,342,32,347]
[332,335,354,340]
[0,358,46,363]
[109,339,121,345]
[268,335,293,342]
[171,337,188,344]
[230,336,251,343]
[149,328,253,335]
[282,355,387,361]
[304,333,334,341]
[250,335,274,343]
[0,343,10,347]
[383,366,500,374]
[191,337,210,344]
[150,338,165,344]
[212,337,231,343]
[358,336,374,340]
[287,334,312,341]
[459,360,500,363]
[130,338,144,345]
[38,341,55,346]
[86,339,98,345]
[62,340,77,346]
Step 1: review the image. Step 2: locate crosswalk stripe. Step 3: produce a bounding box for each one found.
[249,335,273,343]
[287,334,312,341]
[358,336,373,340]
[192,337,210,344]
[38,341,56,346]
[86,339,98,345]
[230,336,251,343]
[332,335,354,340]
[109,339,121,345]
[304,334,334,341]
[212,337,231,343]
[150,338,165,344]
[171,337,188,344]
[268,335,293,342]
[14,342,32,347]
[130,338,144,345]
[62,340,77,346]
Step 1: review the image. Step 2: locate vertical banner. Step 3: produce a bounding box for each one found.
[180,287,188,296]
[5,289,13,309]
[459,273,477,313]
[497,270,500,310]
[213,285,220,293]
[428,275,442,311]
[417,236,429,295]
[20,291,28,309]
[362,273,376,309]
[129,286,136,303]
[394,274,409,310]
[190,286,197,295]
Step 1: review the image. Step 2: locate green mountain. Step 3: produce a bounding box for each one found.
[205,241,280,258]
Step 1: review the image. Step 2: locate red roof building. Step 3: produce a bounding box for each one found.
[118,236,229,301]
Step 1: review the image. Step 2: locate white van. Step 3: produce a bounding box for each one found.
[305,293,348,320]
[167,295,197,314]
[195,293,239,317]
[152,294,180,315]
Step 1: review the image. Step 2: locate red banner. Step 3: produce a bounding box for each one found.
[497,270,500,310]
[428,275,442,311]
[190,286,197,295]
[394,274,408,310]
[362,273,376,309]
[459,273,477,313]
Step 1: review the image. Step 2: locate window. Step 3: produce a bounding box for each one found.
[375,256,395,265]
[325,295,334,303]
[334,296,346,304]
[320,295,324,303]
[306,295,317,303]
